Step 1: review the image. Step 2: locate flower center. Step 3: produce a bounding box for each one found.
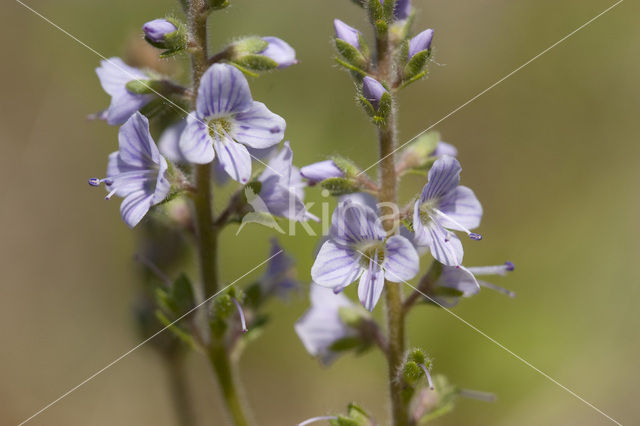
[208,117,232,138]
[354,240,385,268]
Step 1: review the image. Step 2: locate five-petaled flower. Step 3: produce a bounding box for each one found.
[179,63,286,183]
[312,200,419,311]
[413,155,483,266]
[89,112,170,228]
[95,57,153,126]
[294,284,356,365]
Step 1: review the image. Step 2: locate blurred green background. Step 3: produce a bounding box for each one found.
[1,0,639,425]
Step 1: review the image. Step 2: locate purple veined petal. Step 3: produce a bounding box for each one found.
[432,141,457,157]
[106,153,152,198]
[300,160,344,184]
[260,37,297,68]
[413,199,430,246]
[419,155,461,203]
[408,29,434,59]
[106,93,153,126]
[339,192,379,212]
[311,241,362,290]
[260,175,309,221]
[152,156,171,205]
[358,257,385,311]
[329,200,386,246]
[333,19,360,49]
[197,63,253,119]
[212,133,252,183]
[437,185,483,230]
[259,140,293,183]
[212,158,230,185]
[179,113,215,164]
[158,120,187,163]
[120,189,154,228]
[230,101,286,149]
[117,113,161,167]
[437,265,480,297]
[422,219,464,266]
[383,235,420,282]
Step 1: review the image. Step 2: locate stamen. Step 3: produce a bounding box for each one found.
[478,280,516,298]
[432,208,482,241]
[105,188,117,200]
[418,363,435,390]
[88,177,112,187]
[458,388,496,402]
[297,416,338,426]
[467,262,515,276]
[231,297,248,333]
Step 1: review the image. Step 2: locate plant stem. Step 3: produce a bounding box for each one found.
[376,24,409,426]
[187,2,251,425]
[164,353,197,426]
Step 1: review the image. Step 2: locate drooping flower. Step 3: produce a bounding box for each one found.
[256,141,316,221]
[413,156,483,266]
[294,284,356,364]
[362,76,387,111]
[259,37,297,68]
[260,238,299,299]
[179,63,285,182]
[95,57,153,126]
[431,262,515,307]
[312,200,419,311]
[300,160,344,184]
[408,29,434,60]
[334,19,360,49]
[89,112,170,228]
[142,19,177,44]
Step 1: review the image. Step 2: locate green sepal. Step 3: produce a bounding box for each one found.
[398,131,440,171]
[382,0,396,20]
[407,348,427,365]
[367,0,385,23]
[242,281,263,309]
[376,91,392,120]
[233,37,269,55]
[155,309,194,347]
[144,18,188,57]
[328,336,363,352]
[335,39,367,69]
[321,177,360,196]
[346,403,372,424]
[229,62,260,78]
[172,274,195,313]
[358,94,375,117]
[232,54,278,72]
[330,416,359,426]
[401,68,429,88]
[125,79,154,94]
[375,19,388,36]
[402,360,423,385]
[139,98,167,119]
[337,305,367,328]
[208,0,230,9]
[404,49,431,80]
[331,155,361,178]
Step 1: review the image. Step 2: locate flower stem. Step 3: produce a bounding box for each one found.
[163,353,197,426]
[375,23,410,426]
[187,2,251,425]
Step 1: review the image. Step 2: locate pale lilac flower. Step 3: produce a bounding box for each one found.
[257,141,316,221]
[142,19,177,43]
[334,19,360,49]
[260,238,299,299]
[158,120,187,163]
[259,37,297,68]
[432,262,515,307]
[312,200,419,311]
[413,156,483,266]
[294,284,356,364]
[408,29,434,60]
[179,63,285,182]
[432,141,457,157]
[95,57,153,125]
[300,160,344,184]
[362,76,387,111]
[89,112,170,228]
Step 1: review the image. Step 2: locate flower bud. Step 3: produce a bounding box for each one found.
[259,37,297,68]
[334,19,360,49]
[362,76,387,111]
[408,29,434,60]
[394,0,412,20]
[143,19,177,44]
[300,160,344,184]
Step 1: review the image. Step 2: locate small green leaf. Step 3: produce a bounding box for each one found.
[335,39,367,69]
[331,155,361,178]
[233,55,278,71]
[405,49,431,79]
[171,273,194,313]
[367,0,384,23]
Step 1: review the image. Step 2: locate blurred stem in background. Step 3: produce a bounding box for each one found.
[187,1,251,425]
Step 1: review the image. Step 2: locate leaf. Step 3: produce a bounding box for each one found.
[335,39,367,68]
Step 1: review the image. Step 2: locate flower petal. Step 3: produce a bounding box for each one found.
[438,186,483,230]
[383,235,419,282]
[330,200,386,246]
[120,189,153,228]
[422,219,464,266]
[158,120,187,163]
[230,101,286,149]
[358,260,385,311]
[95,58,151,125]
[437,265,480,297]
[152,156,171,205]
[311,241,362,291]
[197,63,253,118]
[179,114,215,164]
[260,37,297,68]
[212,134,252,183]
[420,155,461,203]
[117,112,161,167]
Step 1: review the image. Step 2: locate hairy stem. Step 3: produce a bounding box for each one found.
[376,23,410,426]
[188,2,251,425]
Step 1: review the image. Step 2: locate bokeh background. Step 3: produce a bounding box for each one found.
[1,0,639,425]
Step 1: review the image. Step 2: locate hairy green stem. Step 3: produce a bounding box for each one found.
[376,23,410,426]
[188,2,251,425]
